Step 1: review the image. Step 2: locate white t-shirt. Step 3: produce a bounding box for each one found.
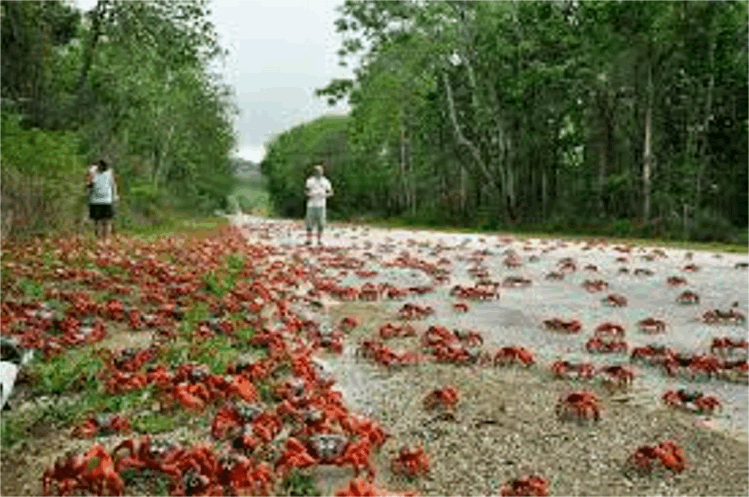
[88,166,118,203]
[306,176,332,208]
[90,170,114,204]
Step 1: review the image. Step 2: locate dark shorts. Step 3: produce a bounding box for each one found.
[89,204,113,221]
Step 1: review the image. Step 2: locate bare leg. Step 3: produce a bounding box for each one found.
[103,220,112,242]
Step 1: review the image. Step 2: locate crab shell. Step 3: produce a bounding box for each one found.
[309,434,349,461]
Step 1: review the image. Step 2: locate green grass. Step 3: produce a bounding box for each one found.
[1,399,85,448]
[121,214,228,240]
[16,278,45,300]
[281,469,320,496]
[187,336,241,374]
[353,217,748,254]
[29,348,106,396]
[132,411,191,434]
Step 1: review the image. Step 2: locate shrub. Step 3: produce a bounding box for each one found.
[691,209,738,243]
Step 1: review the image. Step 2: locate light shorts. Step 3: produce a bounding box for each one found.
[305,206,326,233]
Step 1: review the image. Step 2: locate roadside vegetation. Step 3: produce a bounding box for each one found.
[1,0,237,240]
[262,1,747,246]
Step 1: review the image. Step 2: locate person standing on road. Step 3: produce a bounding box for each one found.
[304,164,333,246]
[88,159,118,242]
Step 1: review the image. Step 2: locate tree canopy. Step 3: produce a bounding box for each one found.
[1,0,237,236]
[263,0,747,242]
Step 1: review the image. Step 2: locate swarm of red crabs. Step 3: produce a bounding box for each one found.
[4,223,747,496]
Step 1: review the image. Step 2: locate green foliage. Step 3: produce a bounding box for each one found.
[30,348,105,396]
[261,116,351,218]
[1,400,84,448]
[132,412,190,434]
[201,271,235,298]
[1,113,84,235]
[1,0,237,239]
[16,278,45,300]
[186,337,237,375]
[226,253,245,272]
[281,469,320,496]
[691,210,738,243]
[255,0,749,243]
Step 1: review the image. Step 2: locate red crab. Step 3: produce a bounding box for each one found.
[702,308,746,325]
[43,444,125,496]
[500,474,549,496]
[340,316,360,331]
[503,255,523,268]
[379,323,417,339]
[662,389,721,413]
[386,287,409,300]
[602,294,628,307]
[334,478,415,497]
[113,436,185,484]
[545,271,564,280]
[594,322,625,338]
[171,382,211,411]
[104,371,149,395]
[274,438,318,477]
[397,303,435,320]
[556,390,601,422]
[586,336,628,354]
[629,440,686,473]
[333,436,377,480]
[359,283,380,301]
[453,329,484,347]
[452,302,470,313]
[127,308,144,330]
[72,414,131,438]
[719,359,749,382]
[502,276,532,288]
[582,279,608,293]
[662,354,722,379]
[423,385,460,411]
[682,264,700,272]
[550,360,595,380]
[210,401,263,440]
[637,317,666,334]
[494,346,535,366]
[630,344,676,365]
[557,258,576,273]
[390,445,430,478]
[543,318,582,334]
[666,276,687,287]
[710,337,749,356]
[599,365,635,388]
[218,455,274,496]
[676,291,700,304]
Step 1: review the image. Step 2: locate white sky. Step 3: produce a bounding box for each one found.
[75,0,353,163]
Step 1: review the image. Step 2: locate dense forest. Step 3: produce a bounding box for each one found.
[262,0,748,243]
[1,0,237,236]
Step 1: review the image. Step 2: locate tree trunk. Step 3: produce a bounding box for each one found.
[442,72,496,190]
[400,126,408,211]
[694,34,715,212]
[542,167,547,221]
[76,0,107,100]
[643,63,653,223]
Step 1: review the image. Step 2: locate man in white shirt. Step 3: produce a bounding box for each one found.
[304,164,333,245]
